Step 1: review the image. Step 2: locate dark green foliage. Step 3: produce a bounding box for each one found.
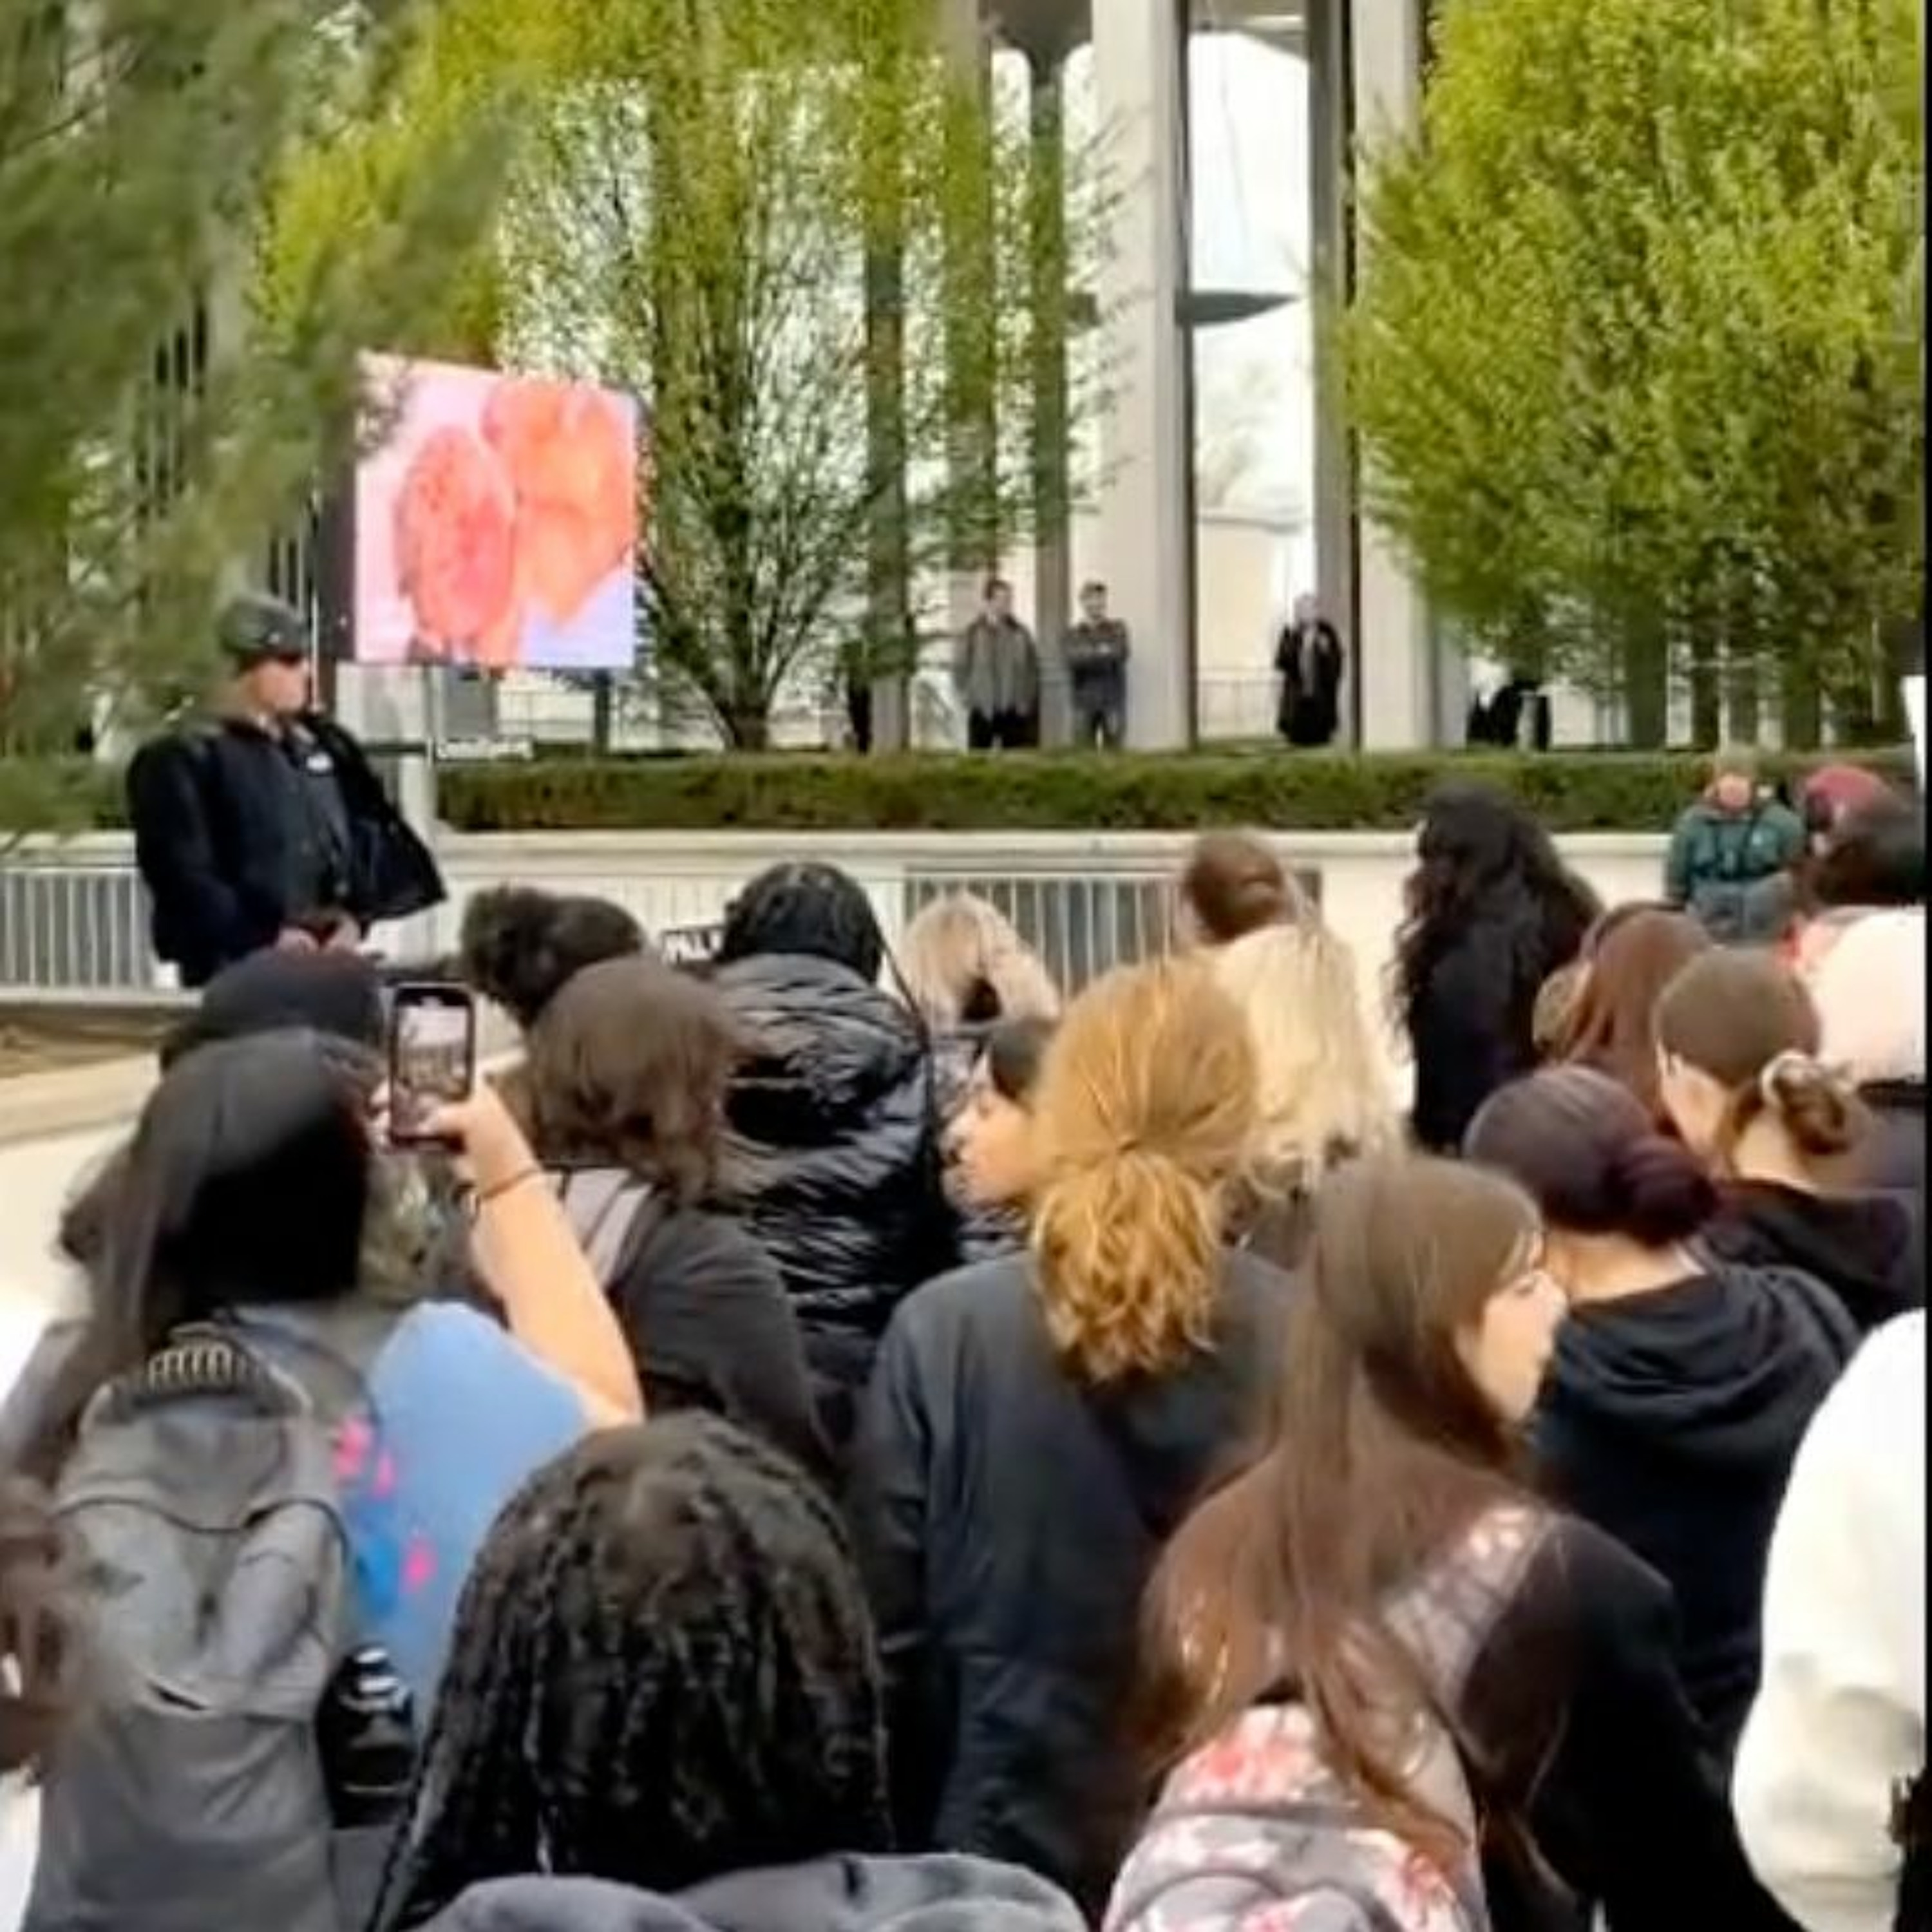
[430,747,1919,835]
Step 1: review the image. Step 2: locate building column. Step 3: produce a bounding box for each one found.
[1349,0,1437,749]
[1305,0,1356,744]
[1091,0,1190,750]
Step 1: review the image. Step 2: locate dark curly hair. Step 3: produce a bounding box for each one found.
[1394,782,1598,1025]
[525,955,744,1205]
[458,887,646,1032]
[372,1417,889,1929]
[716,863,885,984]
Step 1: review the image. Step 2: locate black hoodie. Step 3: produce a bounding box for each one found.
[1699,1179,1922,1336]
[1533,1263,1857,1756]
[849,1248,1292,1917]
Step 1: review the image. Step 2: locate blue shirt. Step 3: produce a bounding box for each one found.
[322,1304,583,1710]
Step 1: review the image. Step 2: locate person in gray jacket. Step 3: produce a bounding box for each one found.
[954,579,1040,751]
[374,1416,1081,1932]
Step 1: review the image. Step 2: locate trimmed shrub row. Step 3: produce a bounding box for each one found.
[433,746,1918,835]
[12,746,1914,838]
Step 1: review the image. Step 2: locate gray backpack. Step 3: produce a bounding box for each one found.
[1105,1506,1550,1932]
[26,1325,365,1932]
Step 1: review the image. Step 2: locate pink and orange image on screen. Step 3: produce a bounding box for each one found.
[353,353,641,671]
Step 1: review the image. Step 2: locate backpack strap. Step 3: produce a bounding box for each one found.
[553,1169,660,1289]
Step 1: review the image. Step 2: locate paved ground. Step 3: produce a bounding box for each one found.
[0,1122,121,1316]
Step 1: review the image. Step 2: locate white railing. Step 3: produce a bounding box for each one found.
[0,829,1671,1035]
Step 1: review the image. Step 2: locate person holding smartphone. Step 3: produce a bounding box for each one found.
[127,592,444,987]
[23,1025,639,1718]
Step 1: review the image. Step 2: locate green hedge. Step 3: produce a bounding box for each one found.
[433,746,1919,835]
[12,746,1916,837]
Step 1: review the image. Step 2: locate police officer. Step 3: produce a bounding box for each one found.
[128,593,444,987]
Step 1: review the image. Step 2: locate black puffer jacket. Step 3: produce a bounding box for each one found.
[713,954,953,1398]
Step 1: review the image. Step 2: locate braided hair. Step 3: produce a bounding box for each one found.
[372,1416,889,1928]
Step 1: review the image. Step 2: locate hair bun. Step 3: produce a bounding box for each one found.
[1608,1133,1716,1246]
[1761,1050,1863,1159]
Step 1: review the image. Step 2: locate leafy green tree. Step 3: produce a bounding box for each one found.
[1342,0,1922,746]
[269,0,1102,749]
[0,0,501,826]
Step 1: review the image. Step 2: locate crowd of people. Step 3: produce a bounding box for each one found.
[0,760,1923,1932]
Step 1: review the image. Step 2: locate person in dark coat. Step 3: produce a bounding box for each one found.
[1061,580,1131,750]
[1468,1067,1855,1757]
[373,1418,1083,1932]
[709,864,954,1444]
[1273,593,1344,748]
[520,954,829,1481]
[849,960,1292,1916]
[127,592,443,987]
[1130,1153,1798,1932]
[1657,947,1922,1335]
[1396,782,1600,1153]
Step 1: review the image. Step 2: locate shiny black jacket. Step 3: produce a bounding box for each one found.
[712,954,954,1388]
[128,712,442,987]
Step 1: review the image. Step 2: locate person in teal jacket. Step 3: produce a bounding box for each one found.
[1665,752,1806,944]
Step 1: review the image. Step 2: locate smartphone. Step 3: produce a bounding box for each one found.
[386,983,477,1146]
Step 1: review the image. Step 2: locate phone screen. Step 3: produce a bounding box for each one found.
[387,985,476,1145]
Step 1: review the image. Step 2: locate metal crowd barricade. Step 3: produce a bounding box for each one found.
[0,853,159,993]
[0,837,1323,999]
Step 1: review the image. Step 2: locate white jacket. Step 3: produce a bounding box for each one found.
[1733,1311,1926,1932]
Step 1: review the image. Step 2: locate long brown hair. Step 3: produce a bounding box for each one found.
[1141,1155,1540,1865]
[1555,909,1710,1119]
[1029,958,1258,1385]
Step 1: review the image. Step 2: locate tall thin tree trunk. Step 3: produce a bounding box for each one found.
[1622,611,1670,748]
[862,55,911,754]
[940,6,999,585]
[1688,641,1721,749]
[863,245,911,751]
[1779,656,1823,748]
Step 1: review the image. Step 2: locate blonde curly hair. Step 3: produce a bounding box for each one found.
[897,892,1061,1034]
[1030,958,1258,1385]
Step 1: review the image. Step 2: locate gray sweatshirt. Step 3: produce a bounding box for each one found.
[417,1853,1085,1931]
